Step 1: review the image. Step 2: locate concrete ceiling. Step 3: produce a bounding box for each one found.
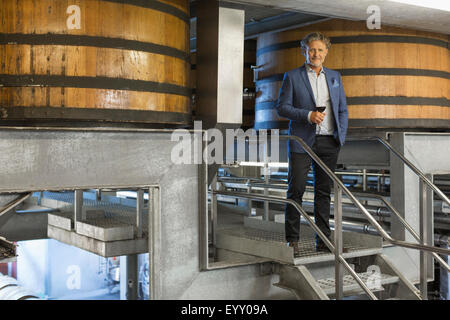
[223,0,450,35]
[190,0,329,49]
[189,0,449,51]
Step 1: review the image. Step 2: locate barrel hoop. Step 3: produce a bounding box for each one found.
[349,118,450,128]
[0,33,190,62]
[254,120,288,130]
[254,119,450,129]
[348,96,450,107]
[0,74,192,97]
[0,106,192,125]
[338,68,450,78]
[103,0,189,23]
[255,97,450,109]
[255,68,450,86]
[256,35,449,56]
[255,101,277,111]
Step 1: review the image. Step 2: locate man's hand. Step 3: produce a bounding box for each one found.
[310,111,326,124]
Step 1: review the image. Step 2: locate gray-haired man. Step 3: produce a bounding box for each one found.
[276,32,348,255]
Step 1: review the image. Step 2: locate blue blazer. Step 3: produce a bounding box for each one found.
[276,64,348,154]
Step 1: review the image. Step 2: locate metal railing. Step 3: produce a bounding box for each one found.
[348,136,450,298]
[352,191,450,273]
[0,193,32,218]
[211,188,379,300]
[212,134,450,300]
[217,176,450,273]
[352,136,450,207]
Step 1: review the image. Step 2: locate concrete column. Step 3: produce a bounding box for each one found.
[196,0,245,129]
[389,132,450,283]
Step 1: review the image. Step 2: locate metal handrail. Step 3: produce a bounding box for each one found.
[351,191,450,273]
[212,189,378,300]
[0,193,32,218]
[219,174,450,271]
[348,136,450,207]
[215,134,448,299]
[281,135,450,256]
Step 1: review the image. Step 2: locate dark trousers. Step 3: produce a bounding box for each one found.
[285,136,340,243]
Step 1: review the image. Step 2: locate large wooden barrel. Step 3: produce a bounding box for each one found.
[0,0,191,127]
[190,39,256,128]
[255,19,449,130]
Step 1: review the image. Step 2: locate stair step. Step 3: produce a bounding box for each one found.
[317,271,399,296]
[216,226,382,265]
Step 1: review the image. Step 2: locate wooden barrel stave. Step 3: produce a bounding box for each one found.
[0,0,191,126]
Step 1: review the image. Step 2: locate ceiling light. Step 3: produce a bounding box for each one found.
[389,0,450,12]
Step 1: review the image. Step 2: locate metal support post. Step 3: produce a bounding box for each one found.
[136,189,144,238]
[362,169,367,191]
[96,189,102,201]
[199,137,209,270]
[334,184,344,300]
[247,178,253,217]
[149,186,161,300]
[263,136,269,221]
[419,177,429,300]
[74,189,84,231]
[211,175,218,258]
[120,255,138,300]
[126,254,138,300]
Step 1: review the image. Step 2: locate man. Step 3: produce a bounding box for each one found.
[276,32,348,255]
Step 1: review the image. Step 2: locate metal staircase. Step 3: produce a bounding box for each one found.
[274,253,420,300]
[211,135,450,300]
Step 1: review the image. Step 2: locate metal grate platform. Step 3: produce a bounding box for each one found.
[45,191,148,257]
[317,272,399,296]
[216,225,383,265]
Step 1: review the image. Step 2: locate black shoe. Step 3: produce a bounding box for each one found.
[315,242,331,253]
[316,242,350,253]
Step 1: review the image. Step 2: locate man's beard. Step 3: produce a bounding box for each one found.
[308,59,322,67]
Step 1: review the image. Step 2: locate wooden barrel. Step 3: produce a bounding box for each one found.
[255,19,449,130]
[190,39,256,128]
[0,0,191,127]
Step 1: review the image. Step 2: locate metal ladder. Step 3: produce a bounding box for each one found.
[211,135,450,300]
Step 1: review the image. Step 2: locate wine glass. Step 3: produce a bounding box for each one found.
[315,106,326,113]
[315,106,326,134]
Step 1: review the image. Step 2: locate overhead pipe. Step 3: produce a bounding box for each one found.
[0,274,39,300]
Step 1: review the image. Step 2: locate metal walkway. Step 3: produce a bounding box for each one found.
[45,191,148,257]
[215,216,383,265]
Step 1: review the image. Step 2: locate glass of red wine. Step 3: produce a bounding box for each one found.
[315,106,326,134]
[315,106,326,113]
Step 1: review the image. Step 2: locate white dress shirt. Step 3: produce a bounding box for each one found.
[306,64,336,135]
